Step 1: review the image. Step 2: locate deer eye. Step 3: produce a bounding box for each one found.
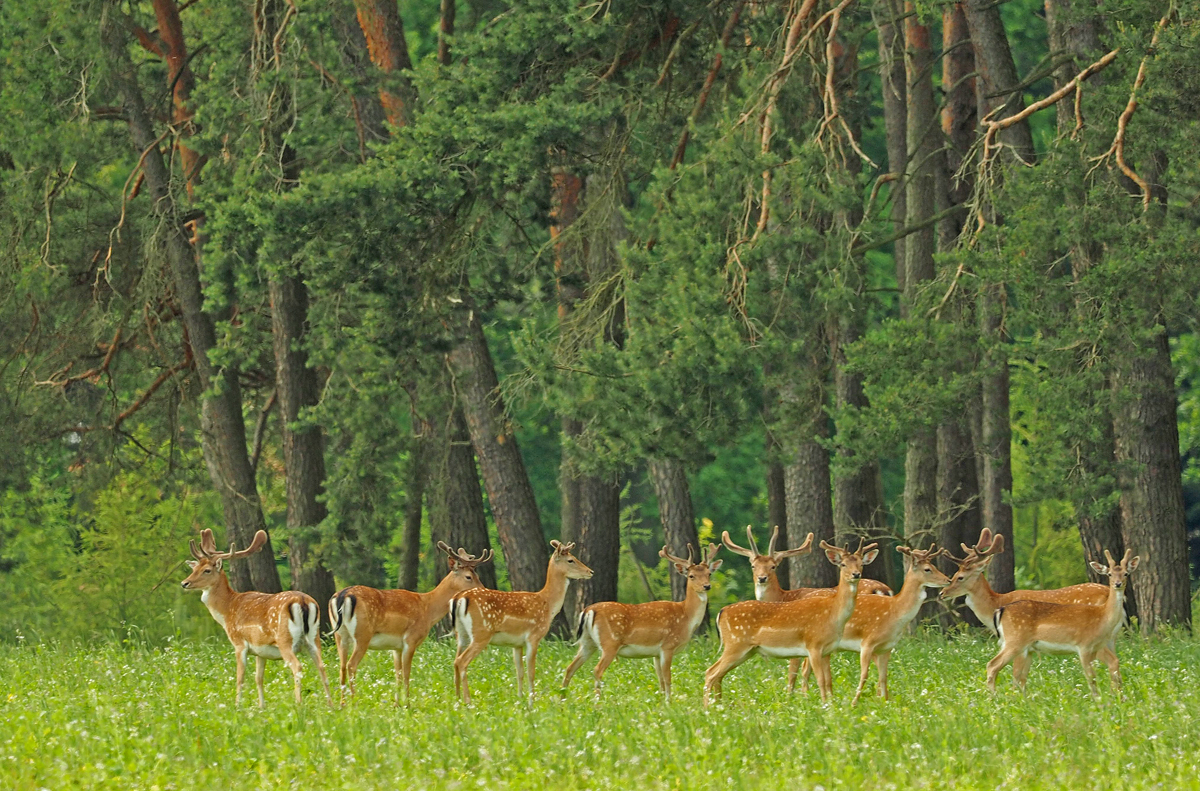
[568,559,575,563]
[465,575,472,581]
[203,568,211,574]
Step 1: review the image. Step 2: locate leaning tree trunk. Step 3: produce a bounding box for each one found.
[427,404,497,590]
[901,5,939,551]
[449,312,548,591]
[101,7,279,593]
[648,458,702,603]
[256,0,337,618]
[1113,328,1191,633]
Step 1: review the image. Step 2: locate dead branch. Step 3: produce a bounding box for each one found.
[250,389,277,472]
[112,353,193,430]
[36,327,124,388]
[670,0,746,170]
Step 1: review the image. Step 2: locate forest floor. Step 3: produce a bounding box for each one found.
[1,630,1198,790]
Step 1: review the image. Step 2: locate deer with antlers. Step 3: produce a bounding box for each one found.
[561,543,722,702]
[793,544,951,704]
[329,542,493,704]
[987,549,1138,697]
[450,540,593,703]
[181,529,331,707]
[721,525,893,601]
[704,539,878,704]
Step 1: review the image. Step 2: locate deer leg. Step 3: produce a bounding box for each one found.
[1078,650,1100,698]
[278,642,305,705]
[703,646,752,706]
[255,656,267,708]
[1012,651,1032,691]
[453,640,488,705]
[344,635,371,700]
[1099,646,1122,698]
[307,634,332,706]
[525,639,540,700]
[809,653,834,703]
[562,633,597,690]
[591,646,618,700]
[799,658,813,695]
[233,643,247,707]
[875,651,891,700]
[334,632,348,697]
[851,647,873,707]
[399,635,421,706]
[785,657,801,694]
[986,645,1022,694]
[510,647,525,698]
[659,650,674,703]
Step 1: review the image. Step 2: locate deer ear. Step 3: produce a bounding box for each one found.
[186,560,198,570]
[824,547,841,565]
[673,561,689,575]
[863,549,879,565]
[213,557,224,571]
[709,559,723,572]
[1089,561,1107,575]
[1126,556,1140,572]
[446,555,460,570]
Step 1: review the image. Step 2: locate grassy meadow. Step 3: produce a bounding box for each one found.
[1,631,1198,790]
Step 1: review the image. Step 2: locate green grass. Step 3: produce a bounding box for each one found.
[1,632,1198,790]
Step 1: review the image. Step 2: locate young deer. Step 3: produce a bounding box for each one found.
[561,543,722,702]
[329,542,493,704]
[181,529,331,707]
[704,540,878,704]
[450,540,593,703]
[794,545,950,704]
[722,525,893,601]
[987,549,1139,697]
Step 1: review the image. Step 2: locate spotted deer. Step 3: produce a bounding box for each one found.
[721,525,892,601]
[450,540,593,703]
[794,544,951,704]
[181,529,331,707]
[329,542,493,704]
[987,549,1139,697]
[561,543,722,702]
[704,540,878,704]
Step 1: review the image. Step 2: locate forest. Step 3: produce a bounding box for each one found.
[1,0,1199,644]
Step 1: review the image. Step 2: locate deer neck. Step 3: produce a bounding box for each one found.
[831,573,860,629]
[201,573,236,628]
[964,572,1001,621]
[1100,583,1125,633]
[682,582,708,631]
[893,571,930,620]
[540,562,571,619]
[421,574,465,624]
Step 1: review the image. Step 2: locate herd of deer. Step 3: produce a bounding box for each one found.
[181,525,1138,708]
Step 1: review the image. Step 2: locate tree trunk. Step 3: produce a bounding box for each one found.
[256,0,337,619]
[427,405,497,590]
[1044,0,1104,134]
[765,447,789,589]
[352,0,415,127]
[1113,330,1191,632]
[570,474,621,615]
[399,434,426,591]
[785,392,836,589]
[101,10,280,593]
[648,458,701,602]
[448,312,548,591]
[963,0,1035,164]
[901,6,938,549]
[875,0,908,296]
[938,420,983,622]
[979,288,1015,592]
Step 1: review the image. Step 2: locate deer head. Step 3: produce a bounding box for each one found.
[181,528,268,590]
[940,528,1005,600]
[660,542,723,594]
[820,538,879,583]
[896,544,951,589]
[1088,548,1140,592]
[722,525,814,586]
[549,540,594,580]
[439,541,494,592]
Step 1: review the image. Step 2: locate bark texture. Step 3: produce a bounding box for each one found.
[570,474,621,614]
[352,0,415,127]
[648,458,701,602]
[399,434,426,590]
[964,0,1035,163]
[902,7,938,548]
[102,9,279,593]
[785,391,836,589]
[765,451,790,589]
[448,312,548,591]
[979,287,1015,592]
[428,405,496,590]
[875,0,908,295]
[1044,0,1105,133]
[1113,330,1191,632]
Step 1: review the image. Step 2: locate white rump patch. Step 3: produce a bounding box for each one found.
[756,644,810,659]
[1032,641,1078,655]
[616,645,660,659]
[369,634,407,651]
[248,643,283,660]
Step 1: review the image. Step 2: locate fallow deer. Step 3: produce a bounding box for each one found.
[987,549,1138,698]
[181,529,331,707]
[450,540,593,703]
[329,542,493,704]
[721,525,893,601]
[704,540,878,704]
[561,543,722,701]
[794,544,951,704]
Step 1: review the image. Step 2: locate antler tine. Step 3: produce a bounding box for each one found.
[859,541,878,556]
[659,545,692,567]
[767,526,780,557]
[188,539,206,561]
[818,539,839,552]
[686,544,697,565]
[217,530,268,561]
[200,528,218,555]
[855,536,865,554]
[1104,548,1115,568]
[706,542,721,565]
[975,527,994,553]
[721,530,755,558]
[745,525,761,557]
[1120,548,1133,566]
[436,540,454,556]
[775,532,814,559]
